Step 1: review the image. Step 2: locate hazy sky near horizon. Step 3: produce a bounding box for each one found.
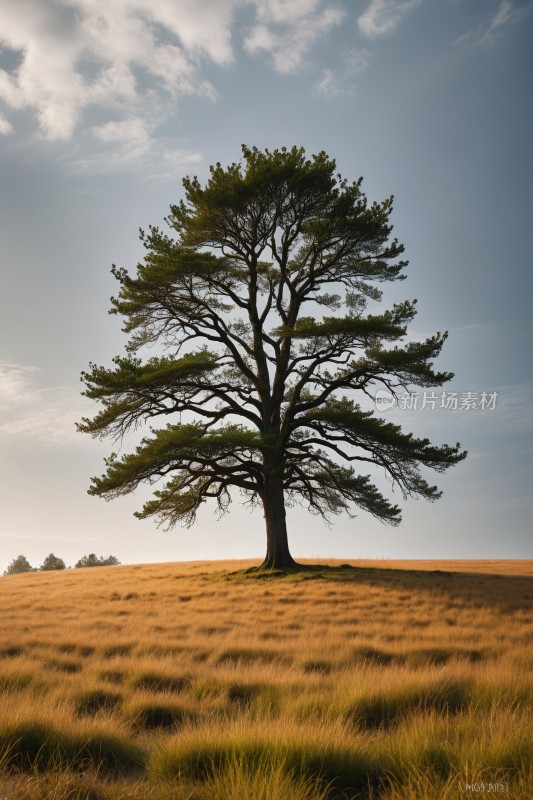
[1,0,532,569]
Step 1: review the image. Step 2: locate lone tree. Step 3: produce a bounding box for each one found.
[79,146,466,569]
[4,555,34,575]
[40,553,66,571]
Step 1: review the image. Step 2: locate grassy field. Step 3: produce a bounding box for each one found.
[0,558,531,799]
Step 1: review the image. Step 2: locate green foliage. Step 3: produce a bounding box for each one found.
[3,555,34,575]
[80,144,466,558]
[40,553,66,571]
[75,554,121,568]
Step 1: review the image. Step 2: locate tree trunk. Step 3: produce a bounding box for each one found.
[260,468,298,569]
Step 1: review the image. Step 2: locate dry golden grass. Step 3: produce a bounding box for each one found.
[0,558,531,799]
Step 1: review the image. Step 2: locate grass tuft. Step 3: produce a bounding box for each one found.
[345,678,471,730]
[189,751,332,800]
[73,689,123,716]
[0,646,24,659]
[98,670,125,685]
[227,683,261,707]
[128,671,192,694]
[0,721,145,774]
[215,647,286,666]
[352,647,395,665]
[45,659,82,674]
[101,645,134,659]
[0,672,33,692]
[124,700,196,731]
[149,726,380,795]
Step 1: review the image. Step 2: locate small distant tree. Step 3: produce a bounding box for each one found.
[4,555,33,575]
[101,555,120,566]
[75,553,99,568]
[40,553,66,571]
[75,553,121,568]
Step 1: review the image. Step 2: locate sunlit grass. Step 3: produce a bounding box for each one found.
[0,558,531,798]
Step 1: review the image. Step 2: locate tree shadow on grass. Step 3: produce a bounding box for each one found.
[228,562,533,614]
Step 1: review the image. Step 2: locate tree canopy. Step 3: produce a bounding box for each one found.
[40,553,66,571]
[79,145,466,568]
[75,553,121,568]
[4,555,34,575]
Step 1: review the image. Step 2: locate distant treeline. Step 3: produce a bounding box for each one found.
[3,553,120,575]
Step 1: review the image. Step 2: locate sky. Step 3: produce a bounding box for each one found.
[0,0,532,570]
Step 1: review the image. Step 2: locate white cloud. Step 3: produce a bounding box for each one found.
[346,48,373,74]
[92,117,150,146]
[0,0,223,143]
[254,0,323,25]
[82,116,153,168]
[65,130,203,177]
[0,0,89,140]
[244,5,345,74]
[146,147,203,182]
[0,361,42,406]
[315,68,344,97]
[314,47,370,97]
[357,0,422,38]
[480,0,524,44]
[0,360,93,446]
[0,0,346,164]
[477,1,526,46]
[455,1,528,47]
[0,114,13,134]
